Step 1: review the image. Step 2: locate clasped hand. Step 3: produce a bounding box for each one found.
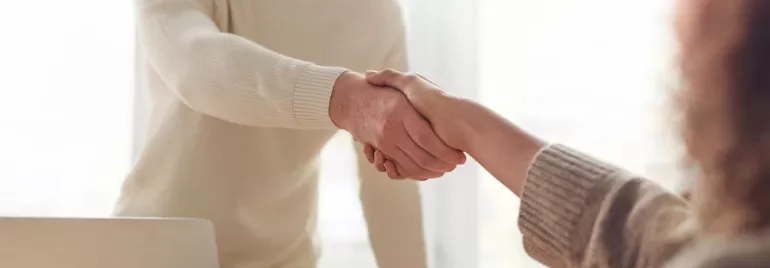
[329,70,465,180]
[365,69,467,180]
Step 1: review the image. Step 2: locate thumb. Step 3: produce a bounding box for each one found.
[365,69,409,91]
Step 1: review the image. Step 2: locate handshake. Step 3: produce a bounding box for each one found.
[329,69,469,180]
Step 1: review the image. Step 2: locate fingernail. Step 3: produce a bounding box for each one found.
[365,70,376,76]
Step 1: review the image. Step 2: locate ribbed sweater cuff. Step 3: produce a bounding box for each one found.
[293,64,348,129]
[518,144,617,266]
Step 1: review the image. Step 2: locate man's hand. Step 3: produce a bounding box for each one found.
[329,71,465,179]
[366,69,468,149]
[361,69,470,180]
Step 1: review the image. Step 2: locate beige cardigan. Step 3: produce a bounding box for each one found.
[520,145,770,267]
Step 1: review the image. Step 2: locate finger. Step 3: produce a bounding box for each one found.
[397,128,456,173]
[394,161,407,179]
[384,160,403,179]
[383,152,408,179]
[365,68,412,90]
[373,150,387,172]
[397,161,440,181]
[363,143,375,164]
[404,116,466,165]
[413,168,443,180]
[389,145,443,178]
[427,173,445,180]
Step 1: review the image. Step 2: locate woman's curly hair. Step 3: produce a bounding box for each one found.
[679,0,770,234]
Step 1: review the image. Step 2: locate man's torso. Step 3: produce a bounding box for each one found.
[117,0,405,267]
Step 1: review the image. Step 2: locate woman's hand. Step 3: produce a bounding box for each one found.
[365,69,468,149]
[362,69,468,180]
[365,70,446,118]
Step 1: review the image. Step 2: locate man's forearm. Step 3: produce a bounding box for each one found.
[139,0,347,128]
[450,97,547,196]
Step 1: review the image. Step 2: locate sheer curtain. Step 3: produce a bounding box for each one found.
[477,0,679,267]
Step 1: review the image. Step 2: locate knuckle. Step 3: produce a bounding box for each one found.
[382,68,398,76]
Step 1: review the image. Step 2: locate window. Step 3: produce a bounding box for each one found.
[0,1,135,216]
[477,0,681,266]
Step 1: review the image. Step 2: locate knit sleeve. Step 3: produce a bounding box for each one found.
[518,144,697,268]
[136,0,347,128]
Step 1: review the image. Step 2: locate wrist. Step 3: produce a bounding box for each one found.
[328,71,362,129]
[447,97,482,150]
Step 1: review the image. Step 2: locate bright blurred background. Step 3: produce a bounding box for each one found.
[0,0,683,267]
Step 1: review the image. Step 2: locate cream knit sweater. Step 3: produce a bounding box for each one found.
[116,0,426,267]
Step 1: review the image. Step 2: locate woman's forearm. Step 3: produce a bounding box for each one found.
[449,97,547,196]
